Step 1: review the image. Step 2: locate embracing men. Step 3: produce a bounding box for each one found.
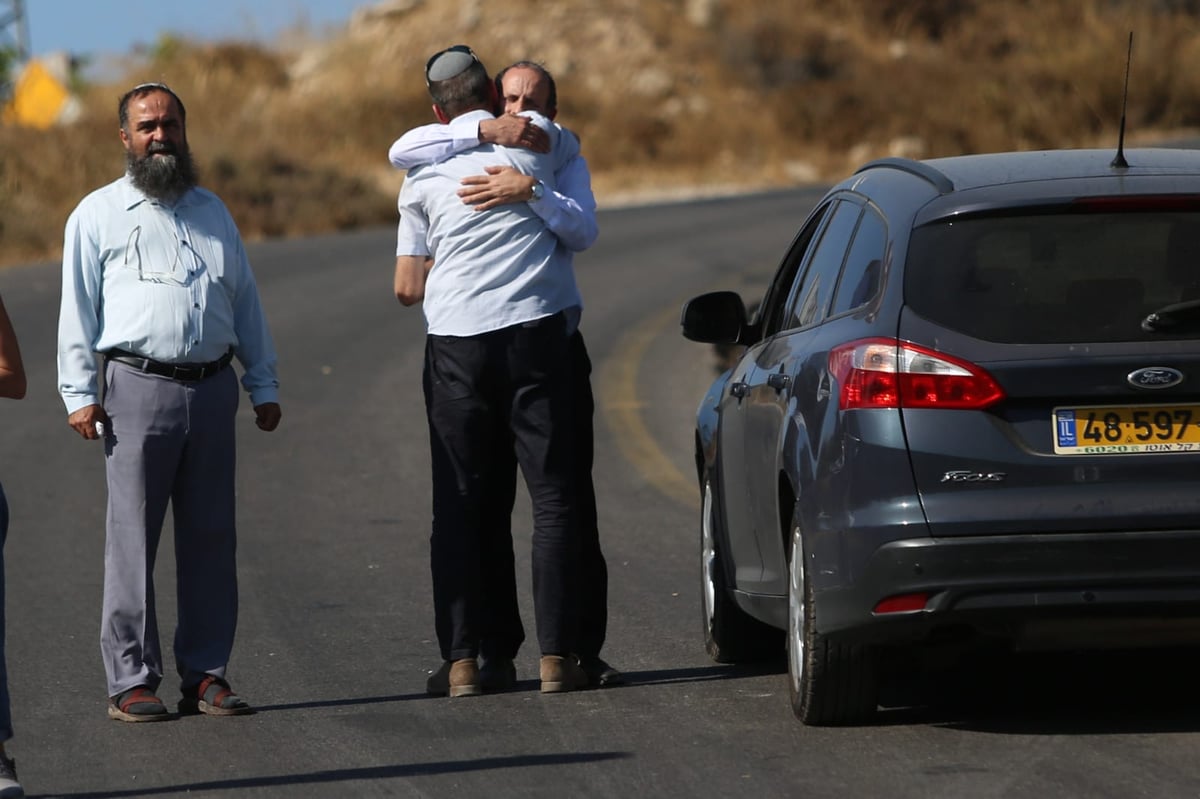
[393,45,618,696]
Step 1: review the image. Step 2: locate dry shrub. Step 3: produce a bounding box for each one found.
[204,145,394,238]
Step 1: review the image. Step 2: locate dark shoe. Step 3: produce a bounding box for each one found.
[0,753,23,798]
[578,656,624,687]
[539,655,589,694]
[480,656,517,692]
[108,685,171,723]
[179,675,254,716]
[426,658,481,697]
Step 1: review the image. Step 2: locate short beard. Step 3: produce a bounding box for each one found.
[126,142,198,202]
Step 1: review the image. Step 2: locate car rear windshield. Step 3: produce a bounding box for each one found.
[905,209,1200,344]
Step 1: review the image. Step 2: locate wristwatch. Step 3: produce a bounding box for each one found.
[528,180,545,202]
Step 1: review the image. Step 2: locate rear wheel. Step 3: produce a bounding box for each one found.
[701,476,780,662]
[787,517,879,725]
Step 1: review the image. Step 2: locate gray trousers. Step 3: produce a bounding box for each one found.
[101,360,240,698]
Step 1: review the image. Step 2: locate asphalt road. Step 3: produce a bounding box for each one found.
[3,189,1200,798]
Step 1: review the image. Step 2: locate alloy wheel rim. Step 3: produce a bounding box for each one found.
[787,524,806,695]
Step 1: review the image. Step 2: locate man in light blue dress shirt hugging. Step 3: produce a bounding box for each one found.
[395,46,589,697]
[389,60,621,689]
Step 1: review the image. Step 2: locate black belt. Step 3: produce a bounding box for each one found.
[106,348,233,382]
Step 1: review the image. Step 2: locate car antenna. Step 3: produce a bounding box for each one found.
[1111,31,1133,169]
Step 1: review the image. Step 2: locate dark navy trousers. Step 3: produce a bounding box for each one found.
[478,331,608,662]
[423,313,578,661]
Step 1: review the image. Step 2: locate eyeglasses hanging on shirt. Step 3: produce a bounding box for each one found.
[123,208,205,287]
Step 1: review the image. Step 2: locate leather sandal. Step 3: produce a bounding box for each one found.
[108,686,171,722]
[179,675,254,716]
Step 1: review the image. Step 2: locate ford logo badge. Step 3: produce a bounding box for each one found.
[1127,367,1184,389]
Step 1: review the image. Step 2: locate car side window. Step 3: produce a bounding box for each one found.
[757,202,834,338]
[830,206,887,316]
[782,201,862,331]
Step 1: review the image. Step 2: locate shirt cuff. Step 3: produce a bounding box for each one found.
[248,386,280,407]
[449,115,483,147]
[62,393,100,415]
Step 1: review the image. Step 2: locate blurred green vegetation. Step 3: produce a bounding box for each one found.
[0,45,16,99]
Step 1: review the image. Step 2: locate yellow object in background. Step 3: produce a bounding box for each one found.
[2,58,71,129]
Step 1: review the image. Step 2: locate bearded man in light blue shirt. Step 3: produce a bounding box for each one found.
[57,82,281,723]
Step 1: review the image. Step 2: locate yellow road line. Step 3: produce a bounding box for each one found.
[598,305,697,507]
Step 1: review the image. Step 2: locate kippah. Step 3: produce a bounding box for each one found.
[427,50,476,82]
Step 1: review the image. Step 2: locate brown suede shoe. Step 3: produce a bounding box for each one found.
[539,655,589,694]
[426,658,481,698]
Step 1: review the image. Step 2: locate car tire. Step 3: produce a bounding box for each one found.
[787,516,879,725]
[701,475,781,663]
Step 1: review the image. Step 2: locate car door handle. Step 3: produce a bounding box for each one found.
[767,373,790,392]
[729,381,749,398]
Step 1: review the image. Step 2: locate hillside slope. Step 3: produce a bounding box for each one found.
[2,0,1198,266]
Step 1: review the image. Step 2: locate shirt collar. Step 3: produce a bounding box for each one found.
[118,173,206,211]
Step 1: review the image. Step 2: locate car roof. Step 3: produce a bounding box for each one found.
[850,149,1200,226]
[924,148,1200,190]
[859,148,1200,195]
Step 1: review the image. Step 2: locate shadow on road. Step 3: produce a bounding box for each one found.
[35,752,633,798]
[246,662,791,713]
[614,661,786,686]
[252,691,426,713]
[659,646,1200,735]
[224,653,1200,739]
[874,645,1200,735]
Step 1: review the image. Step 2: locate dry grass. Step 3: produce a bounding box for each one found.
[3,0,1200,267]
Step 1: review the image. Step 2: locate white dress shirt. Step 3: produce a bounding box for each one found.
[395,110,585,337]
[390,113,598,253]
[57,175,280,413]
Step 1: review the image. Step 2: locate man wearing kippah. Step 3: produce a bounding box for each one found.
[394,46,590,696]
[389,59,621,690]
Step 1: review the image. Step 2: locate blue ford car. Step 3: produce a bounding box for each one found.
[682,149,1200,725]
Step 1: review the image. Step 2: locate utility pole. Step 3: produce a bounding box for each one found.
[0,0,29,61]
[0,0,29,100]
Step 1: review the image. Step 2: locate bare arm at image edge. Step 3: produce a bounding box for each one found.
[0,294,26,400]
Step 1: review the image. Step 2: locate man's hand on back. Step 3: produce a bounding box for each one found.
[458,166,537,211]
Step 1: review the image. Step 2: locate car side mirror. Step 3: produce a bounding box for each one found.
[681,291,749,344]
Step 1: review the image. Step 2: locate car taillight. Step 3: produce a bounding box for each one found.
[829,338,1005,410]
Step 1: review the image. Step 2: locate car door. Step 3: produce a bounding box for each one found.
[716,202,834,589]
[737,199,864,595]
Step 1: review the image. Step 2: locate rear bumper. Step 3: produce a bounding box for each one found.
[815,529,1200,648]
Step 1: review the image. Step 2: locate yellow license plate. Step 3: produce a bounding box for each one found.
[1053,404,1200,454]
